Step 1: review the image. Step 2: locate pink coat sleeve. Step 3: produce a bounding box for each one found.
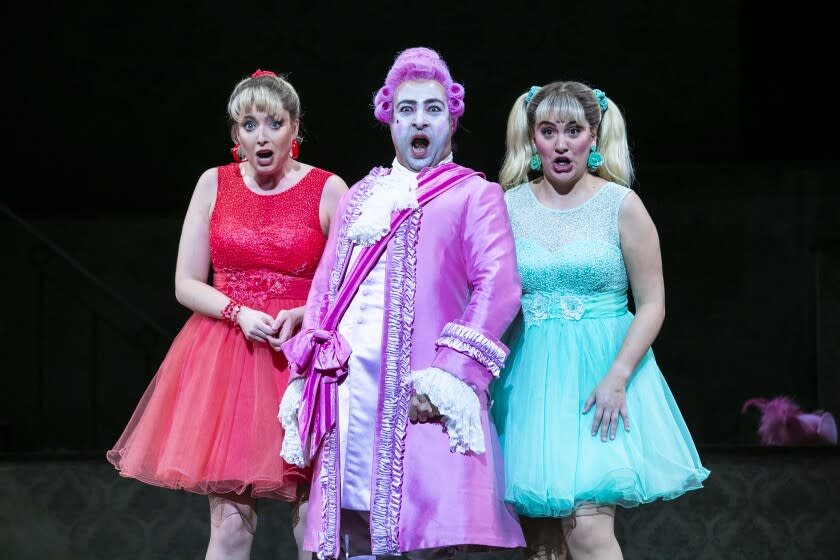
[430,179,522,393]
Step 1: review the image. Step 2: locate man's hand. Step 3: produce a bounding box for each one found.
[408,393,441,423]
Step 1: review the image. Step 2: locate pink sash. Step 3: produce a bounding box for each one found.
[281,163,481,463]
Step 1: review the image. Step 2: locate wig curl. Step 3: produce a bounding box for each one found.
[373,47,465,127]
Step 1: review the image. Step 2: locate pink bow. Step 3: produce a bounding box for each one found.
[282,329,351,462]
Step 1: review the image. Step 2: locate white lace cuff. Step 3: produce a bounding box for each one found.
[410,367,485,454]
[278,378,305,467]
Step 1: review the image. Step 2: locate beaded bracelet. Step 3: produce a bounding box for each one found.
[221,299,242,327]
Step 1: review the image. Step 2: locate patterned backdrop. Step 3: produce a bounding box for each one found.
[1,448,838,559]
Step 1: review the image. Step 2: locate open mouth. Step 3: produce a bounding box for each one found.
[551,156,572,171]
[255,149,273,161]
[410,135,430,157]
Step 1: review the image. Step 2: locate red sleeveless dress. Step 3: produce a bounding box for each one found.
[106,163,330,500]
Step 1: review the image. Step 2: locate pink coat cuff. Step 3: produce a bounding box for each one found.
[431,321,508,392]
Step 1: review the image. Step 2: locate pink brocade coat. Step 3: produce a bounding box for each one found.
[297,163,525,557]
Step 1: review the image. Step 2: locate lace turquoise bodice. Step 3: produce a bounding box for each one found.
[505,182,632,325]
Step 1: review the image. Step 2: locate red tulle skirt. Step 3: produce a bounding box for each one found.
[106,296,307,500]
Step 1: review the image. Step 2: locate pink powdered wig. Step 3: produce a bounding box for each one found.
[373,47,465,127]
[742,396,837,446]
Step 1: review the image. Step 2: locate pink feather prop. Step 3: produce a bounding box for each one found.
[742,396,837,446]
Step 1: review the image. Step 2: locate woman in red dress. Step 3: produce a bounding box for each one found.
[106,69,348,559]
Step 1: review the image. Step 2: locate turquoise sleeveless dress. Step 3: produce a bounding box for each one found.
[492,182,709,518]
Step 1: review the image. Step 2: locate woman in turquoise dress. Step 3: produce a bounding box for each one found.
[492,82,709,560]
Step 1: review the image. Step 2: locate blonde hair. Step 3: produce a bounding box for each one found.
[499,81,633,189]
[227,73,302,156]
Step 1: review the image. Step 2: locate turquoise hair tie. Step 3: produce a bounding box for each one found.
[524,85,541,105]
[593,88,608,112]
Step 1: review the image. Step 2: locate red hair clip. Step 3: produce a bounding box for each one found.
[251,69,277,78]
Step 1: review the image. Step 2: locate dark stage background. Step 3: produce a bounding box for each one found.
[1,1,839,557]
[4,0,837,453]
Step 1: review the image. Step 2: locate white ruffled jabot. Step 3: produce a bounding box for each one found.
[347,154,453,246]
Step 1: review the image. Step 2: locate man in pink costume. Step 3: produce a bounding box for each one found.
[278,47,525,559]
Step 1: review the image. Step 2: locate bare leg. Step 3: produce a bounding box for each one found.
[521,516,568,560]
[206,493,258,560]
[562,504,622,560]
[292,500,312,560]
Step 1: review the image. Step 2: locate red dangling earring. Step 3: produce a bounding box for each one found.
[231,143,244,163]
[290,139,299,160]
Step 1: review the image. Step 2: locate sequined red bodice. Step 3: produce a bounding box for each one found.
[210,163,330,305]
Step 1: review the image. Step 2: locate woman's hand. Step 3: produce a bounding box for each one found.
[582,372,631,441]
[267,307,305,352]
[236,306,276,343]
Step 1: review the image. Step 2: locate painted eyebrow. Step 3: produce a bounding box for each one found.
[396,98,446,105]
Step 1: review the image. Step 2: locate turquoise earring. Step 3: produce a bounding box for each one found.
[529,151,542,171]
[587,144,603,171]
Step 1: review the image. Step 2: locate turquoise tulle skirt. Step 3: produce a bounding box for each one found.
[492,298,709,518]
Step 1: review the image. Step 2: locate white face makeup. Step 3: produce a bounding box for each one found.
[390,79,453,172]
